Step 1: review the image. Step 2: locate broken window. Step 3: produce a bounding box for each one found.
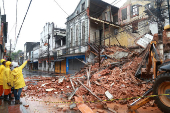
[70,28,73,47]
[76,25,79,46]
[82,2,85,11]
[82,21,85,45]
[113,14,118,24]
[132,5,138,16]
[132,22,138,33]
[121,8,127,20]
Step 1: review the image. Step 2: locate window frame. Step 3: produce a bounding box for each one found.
[121,8,127,20]
[81,2,85,11]
[81,21,85,45]
[132,5,138,16]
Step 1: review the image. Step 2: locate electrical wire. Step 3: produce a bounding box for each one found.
[15,0,18,40]
[2,0,5,14]
[15,0,33,49]
[113,0,122,6]
[53,0,69,16]
[111,0,118,5]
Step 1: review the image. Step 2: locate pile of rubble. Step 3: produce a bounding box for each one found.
[24,45,153,111]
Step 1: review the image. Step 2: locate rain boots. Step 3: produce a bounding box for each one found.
[4,95,9,101]
[0,96,4,99]
[15,100,22,104]
[9,93,14,100]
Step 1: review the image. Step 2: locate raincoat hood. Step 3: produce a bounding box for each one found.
[11,62,19,70]
[12,68,19,76]
[1,59,6,63]
[6,61,11,68]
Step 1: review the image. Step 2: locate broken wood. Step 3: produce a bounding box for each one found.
[77,79,102,101]
[68,87,79,100]
[70,78,75,91]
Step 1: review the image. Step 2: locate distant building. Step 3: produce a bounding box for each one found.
[24,42,40,69]
[38,23,66,73]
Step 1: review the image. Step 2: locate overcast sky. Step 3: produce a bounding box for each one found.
[0,0,127,52]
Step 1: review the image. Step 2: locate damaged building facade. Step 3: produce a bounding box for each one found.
[65,0,119,74]
[105,0,153,47]
[38,22,66,72]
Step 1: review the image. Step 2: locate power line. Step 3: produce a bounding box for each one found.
[113,0,122,6]
[15,0,33,49]
[111,0,118,5]
[2,0,5,14]
[53,0,69,16]
[15,0,18,40]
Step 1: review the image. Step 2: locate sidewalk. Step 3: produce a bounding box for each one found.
[0,98,28,113]
[24,69,66,76]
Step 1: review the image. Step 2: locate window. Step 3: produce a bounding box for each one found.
[105,12,108,21]
[70,28,73,47]
[132,22,138,33]
[122,8,127,20]
[39,63,42,67]
[104,11,111,21]
[82,2,85,11]
[132,5,138,16]
[44,61,46,68]
[82,21,85,45]
[113,14,118,24]
[76,25,79,46]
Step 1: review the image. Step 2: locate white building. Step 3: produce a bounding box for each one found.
[38,23,66,72]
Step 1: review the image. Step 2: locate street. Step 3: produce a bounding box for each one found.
[0,70,163,113]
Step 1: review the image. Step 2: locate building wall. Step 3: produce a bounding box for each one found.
[39,23,55,72]
[66,0,89,54]
[105,0,151,47]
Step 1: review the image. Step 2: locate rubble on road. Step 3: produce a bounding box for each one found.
[24,45,153,111]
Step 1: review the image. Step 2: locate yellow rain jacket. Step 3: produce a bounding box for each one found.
[0,65,5,85]
[3,61,12,89]
[12,61,27,89]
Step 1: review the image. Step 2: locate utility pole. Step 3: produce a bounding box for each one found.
[9,39,11,58]
[48,34,50,73]
[167,0,170,25]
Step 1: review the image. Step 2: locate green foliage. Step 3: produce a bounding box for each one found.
[10,50,23,61]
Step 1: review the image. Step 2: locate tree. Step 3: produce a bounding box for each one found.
[9,50,23,61]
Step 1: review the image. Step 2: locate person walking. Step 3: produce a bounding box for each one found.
[0,59,6,99]
[11,60,29,104]
[3,61,13,101]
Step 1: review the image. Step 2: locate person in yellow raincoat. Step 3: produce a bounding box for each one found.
[3,61,13,101]
[0,59,6,99]
[11,60,29,104]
